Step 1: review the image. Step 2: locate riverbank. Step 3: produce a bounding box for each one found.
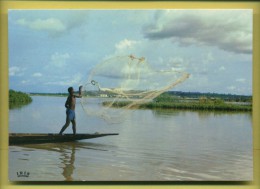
[9,90,32,109]
[26,91,252,112]
[103,97,252,112]
[145,101,251,111]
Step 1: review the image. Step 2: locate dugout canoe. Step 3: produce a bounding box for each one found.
[9,133,119,145]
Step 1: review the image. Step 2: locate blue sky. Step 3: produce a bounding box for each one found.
[8,9,252,95]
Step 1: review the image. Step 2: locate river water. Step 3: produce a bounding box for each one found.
[9,96,253,181]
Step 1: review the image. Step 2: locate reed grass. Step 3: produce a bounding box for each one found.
[103,97,252,112]
[140,101,251,111]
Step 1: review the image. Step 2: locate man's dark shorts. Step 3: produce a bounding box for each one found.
[66,109,75,121]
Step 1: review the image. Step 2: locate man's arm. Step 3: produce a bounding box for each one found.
[65,96,70,108]
[74,86,83,98]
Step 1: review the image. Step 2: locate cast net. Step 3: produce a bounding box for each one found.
[80,55,189,124]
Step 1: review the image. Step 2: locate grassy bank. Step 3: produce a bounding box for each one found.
[104,101,251,112]
[103,94,252,112]
[143,101,251,111]
[9,90,32,109]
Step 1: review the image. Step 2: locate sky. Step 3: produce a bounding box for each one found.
[8,9,252,95]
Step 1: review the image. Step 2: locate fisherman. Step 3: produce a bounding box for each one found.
[59,86,82,135]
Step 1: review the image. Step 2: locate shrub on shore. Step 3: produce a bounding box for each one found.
[9,90,32,108]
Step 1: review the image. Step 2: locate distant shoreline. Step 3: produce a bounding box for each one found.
[28,91,252,101]
[102,92,252,112]
[22,91,252,112]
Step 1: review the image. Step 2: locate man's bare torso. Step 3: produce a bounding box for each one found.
[66,95,76,110]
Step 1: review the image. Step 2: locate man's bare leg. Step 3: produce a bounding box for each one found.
[59,117,70,135]
[72,119,76,135]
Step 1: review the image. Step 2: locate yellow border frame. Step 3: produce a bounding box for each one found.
[1,1,259,189]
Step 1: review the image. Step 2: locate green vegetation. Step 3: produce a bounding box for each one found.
[23,91,252,112]
[30,92,67,97]
[142,101,251,112]
[9,90,32,109]
[166,91,252,103]
[103,92,252,112]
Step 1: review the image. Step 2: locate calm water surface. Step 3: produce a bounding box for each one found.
[9,96,253,181]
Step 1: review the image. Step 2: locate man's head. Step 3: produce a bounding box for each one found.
[68,87,74,94]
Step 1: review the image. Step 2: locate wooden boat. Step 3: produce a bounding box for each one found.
[9,133,119,145]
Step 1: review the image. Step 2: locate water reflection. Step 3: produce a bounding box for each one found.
[9,101,32,109]
[59,143,75,181]
[16,142,112,181]
[151,108,181,117]
[152,108,252,120]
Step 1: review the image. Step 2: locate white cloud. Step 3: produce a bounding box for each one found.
[156,56,187,72]
[21,80,30,84]
[168,57,184,65]
[45,73,82,86]
[16,11,88,37]
[236,78,246,83]
[17,18,66,36]
[204,52,214,64]
[9,66,20,76]
[50,52,70,67]
[32,72,43,77]
[115,39,139,53]
[143,10,252,54]
[9,66,25,76]
[226,84,250,95]
[227,85,236,91]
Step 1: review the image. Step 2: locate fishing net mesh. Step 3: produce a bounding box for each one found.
[80,55,189,123]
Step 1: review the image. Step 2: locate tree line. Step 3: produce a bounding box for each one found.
[166,91,252,102]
